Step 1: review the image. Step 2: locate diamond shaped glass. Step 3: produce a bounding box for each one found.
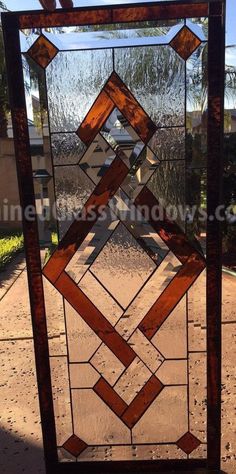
[100,108,145,167]
[79,133,116,185]
[27,34,58,68]
[170,26,201,61]
[176,431,201,454]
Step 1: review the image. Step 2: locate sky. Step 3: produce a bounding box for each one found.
[3,0,236,46]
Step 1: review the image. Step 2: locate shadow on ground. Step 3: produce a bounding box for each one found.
[0,427,45,473]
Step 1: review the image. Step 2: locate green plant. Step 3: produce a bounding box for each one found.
[0,232,24,270]
[44,231,58,264]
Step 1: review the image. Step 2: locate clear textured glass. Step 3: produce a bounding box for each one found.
[114,357,152,404]
[114,45,185,127]
[42,276,66,356]
[91,344,125,386]
[186,43,207,167]
[147,160,186,230]
[90,222,156,309]
[66,208,119,284]
[116,252,183,341]
[151,295,187,358]
[54,165,94,239]
[51,133,86,166]
[46,49,113,132]
[149,127,185,161]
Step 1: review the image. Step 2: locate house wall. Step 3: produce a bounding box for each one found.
[0,138,22,231]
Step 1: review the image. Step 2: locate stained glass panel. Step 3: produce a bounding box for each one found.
[10,3,218,468]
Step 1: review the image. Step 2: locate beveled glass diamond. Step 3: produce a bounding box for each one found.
[101,107,145,167]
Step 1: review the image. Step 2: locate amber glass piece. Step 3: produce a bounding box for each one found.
[43,156,129,283]
[122,375,163,428]
[113,4,208,23]
[77,90,114,146]
[27,34,58,68]
[104,72,156,143]
[138,252,205,340]
[19,9,112,29]
[94,378,128,418]
[170,26,201,61]
[176,432,201,455]
[135,186,204,265]
[63,435,87,457]
[19,5,208,29]
[55,272,136,368]
[94,375,163,429]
